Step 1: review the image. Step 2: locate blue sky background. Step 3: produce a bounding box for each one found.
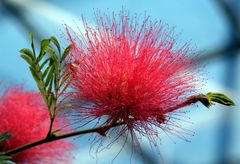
[0,0,240,163]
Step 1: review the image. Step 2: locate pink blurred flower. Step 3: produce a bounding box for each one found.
[66,10,202,148]
[0,87,73,163]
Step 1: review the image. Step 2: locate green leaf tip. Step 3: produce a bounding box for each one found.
[188,92,235,108]
[29,32,33,41]
[206,92,235,106]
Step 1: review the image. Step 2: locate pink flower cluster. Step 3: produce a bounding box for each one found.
[66,10,201,147]
[0,87,73,163]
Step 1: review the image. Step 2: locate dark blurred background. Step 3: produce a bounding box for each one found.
[0,0,240,164]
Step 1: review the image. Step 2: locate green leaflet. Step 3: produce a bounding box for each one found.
[0,152,12,161]
[0,132,12,143]
[0,132,13,163]
[50,36,61,55]
[0,154,12,164]
[61,45,72,63]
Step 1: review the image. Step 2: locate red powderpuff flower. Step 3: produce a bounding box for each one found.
[0,87,73,163]
[65,10,202,149]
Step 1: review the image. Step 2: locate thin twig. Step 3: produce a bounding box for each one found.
[5,121,124,156]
